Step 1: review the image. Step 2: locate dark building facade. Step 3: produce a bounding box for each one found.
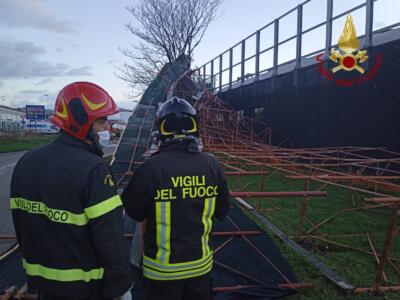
[218,38,400,151]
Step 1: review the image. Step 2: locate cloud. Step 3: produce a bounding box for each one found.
[19,89,47,95]
[374,21,386,29]
[56,48,63,53]
[35,78,53,86]
[0,39,92,80]
[9,91,56,109]
[56,38,81,49]
[117,100,136,110]
[0,0,76,34]
[65,66,92,76]
[107,59,118,65]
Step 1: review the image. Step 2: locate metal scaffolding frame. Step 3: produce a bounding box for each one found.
[191,84,400,294]
[2,68,400,299]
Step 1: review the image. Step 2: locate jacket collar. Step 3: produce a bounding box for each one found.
[53,131,100,156]
[158,140,188,153]
[157,139,200,154]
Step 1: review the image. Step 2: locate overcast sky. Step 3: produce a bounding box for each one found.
[0,0,398,110]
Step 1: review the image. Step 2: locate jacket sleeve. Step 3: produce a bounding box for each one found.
[121,161,155,222]
[214,159,230,219]
[84,163,132,298]
[10,158,24,247]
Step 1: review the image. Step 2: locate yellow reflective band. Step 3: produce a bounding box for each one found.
[155,201,171,264]
[143,259,212,281]
[10,198,88,226]
[22,258,104,282]
[201,197,216,256]
[160,120,172,135]
[174,134,186,138]
[185,117,198,133]
[84,195,122,219]
[144,252,212,272]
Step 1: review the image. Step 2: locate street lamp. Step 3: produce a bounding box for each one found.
[44,94,50,121]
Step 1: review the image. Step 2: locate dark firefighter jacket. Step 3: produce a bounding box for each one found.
[122,140,230,281]
[10,132,131,298]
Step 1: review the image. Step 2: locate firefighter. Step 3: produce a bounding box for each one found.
[10,82,132,300]
[121,96,230,300]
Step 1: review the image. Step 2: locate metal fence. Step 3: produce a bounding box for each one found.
[197,0,400,93]
[0,121,25,135]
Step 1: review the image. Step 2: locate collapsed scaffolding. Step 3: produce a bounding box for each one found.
[111,57,307,299]
[1,57,399,299]
[112,61,400,295]
[192,78,400,294]
[112,60,400,296]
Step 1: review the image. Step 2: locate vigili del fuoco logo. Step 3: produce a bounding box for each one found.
[316,15,382,87]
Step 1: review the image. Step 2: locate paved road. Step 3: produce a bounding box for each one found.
[0,151,25,253]
[0,144,117,254]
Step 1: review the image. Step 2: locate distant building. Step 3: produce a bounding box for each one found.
[0,105,25,122]
[109,110,132,123]
[0,105,26,134]
[109,109,132,131]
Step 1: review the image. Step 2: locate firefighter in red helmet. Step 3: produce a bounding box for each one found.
[10,82,132,299]
[50,81,119,154]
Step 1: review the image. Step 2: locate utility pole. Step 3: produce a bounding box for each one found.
[44,94,49,122]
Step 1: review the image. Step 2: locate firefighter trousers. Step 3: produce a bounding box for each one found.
[143,273,213,300]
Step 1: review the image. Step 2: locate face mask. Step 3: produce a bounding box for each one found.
[97,130,110,148]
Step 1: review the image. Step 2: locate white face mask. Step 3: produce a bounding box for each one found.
[97,130,110,148]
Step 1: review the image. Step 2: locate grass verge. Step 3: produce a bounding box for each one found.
[0,134,55,153]
[227,167,400,299]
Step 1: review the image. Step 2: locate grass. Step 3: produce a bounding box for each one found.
[0,134,55,153]
[226,167,400,299]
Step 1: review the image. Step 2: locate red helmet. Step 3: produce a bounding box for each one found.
[50,82,118,140]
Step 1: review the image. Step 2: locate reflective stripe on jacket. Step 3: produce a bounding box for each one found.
[122,140,230,281]
[10,132,128,297]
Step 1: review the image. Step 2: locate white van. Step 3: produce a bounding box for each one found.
[26,121,59,134]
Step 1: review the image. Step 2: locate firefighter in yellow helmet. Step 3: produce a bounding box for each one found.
[122,96,230,300]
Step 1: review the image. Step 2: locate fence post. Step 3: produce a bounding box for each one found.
[219,54,223,92]
[273,19,279,75]
[241,40,246,84]
[325,0,334,57]
[229,48,233,89]
[296,5,303,68]
[210,59,214,91]
[255,31,260,80]
[365,0,374,48]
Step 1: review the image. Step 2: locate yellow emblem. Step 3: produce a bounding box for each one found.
[329,15,368,73]
[55,97,68,119]
[104,175,115,187]
[82,93,107,111]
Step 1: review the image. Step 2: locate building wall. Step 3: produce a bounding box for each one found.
[0,107,24,122]
[218,38,400,151]
[0,106,25,134]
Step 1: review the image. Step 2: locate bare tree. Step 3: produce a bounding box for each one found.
[119,0,223,96]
